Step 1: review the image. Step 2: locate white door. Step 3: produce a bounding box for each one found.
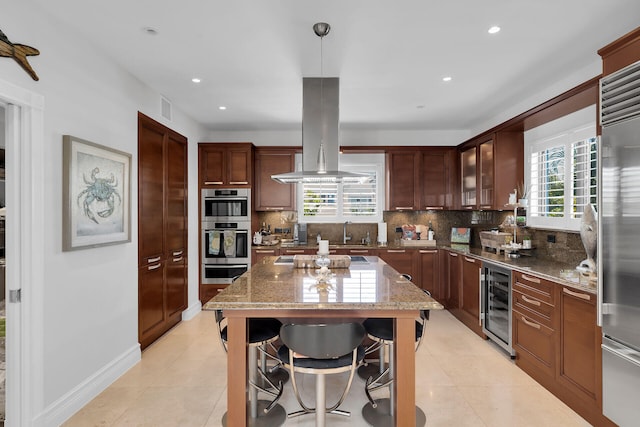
[0,79,46,426]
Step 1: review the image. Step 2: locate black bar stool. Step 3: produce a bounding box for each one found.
[361,284,431,427]
[216,310,288,426]
[278,322,366,427]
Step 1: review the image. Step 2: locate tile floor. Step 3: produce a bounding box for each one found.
[63,310,591,426]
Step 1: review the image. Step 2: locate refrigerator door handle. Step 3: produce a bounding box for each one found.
[596,134,603,327]
[603,339,640,369]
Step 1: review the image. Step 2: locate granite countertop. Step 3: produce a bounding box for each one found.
[203,256,444,311]
[253,241,597,294]
[443,245,597,294]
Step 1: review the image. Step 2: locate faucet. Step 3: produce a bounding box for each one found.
[343,221,352,244]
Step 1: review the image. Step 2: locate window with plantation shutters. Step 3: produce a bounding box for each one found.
[298,153,384,223]
[525,105,597,231]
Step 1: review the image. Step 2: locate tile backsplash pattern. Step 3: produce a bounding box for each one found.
[255,210,587,266]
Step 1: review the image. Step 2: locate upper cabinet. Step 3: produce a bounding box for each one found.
[386,147,456,211]
[254,148,298,211]
[459,132,523,210]
[199,142,253,188]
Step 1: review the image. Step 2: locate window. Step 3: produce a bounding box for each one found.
[298,153,384,223]
[525,106,597,231]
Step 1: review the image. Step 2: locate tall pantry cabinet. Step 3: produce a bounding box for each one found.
[138,112,188,350]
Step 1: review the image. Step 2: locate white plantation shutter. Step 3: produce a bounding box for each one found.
[299,154,384,223]
[571,137,598,219]
[525,106,597,231]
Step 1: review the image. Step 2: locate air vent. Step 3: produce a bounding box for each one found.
[600,60,640,127]
[161,95,172,121]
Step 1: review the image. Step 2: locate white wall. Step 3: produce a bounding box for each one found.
[2,2,206,424]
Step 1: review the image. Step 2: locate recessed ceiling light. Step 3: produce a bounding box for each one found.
[442,76,452,82]
[192,78,201,83]
[488,26,501,34]
[219,106,227,110]
[416,105,425,109]
[143,27,158,36]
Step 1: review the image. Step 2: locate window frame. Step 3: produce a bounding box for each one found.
[296,153,385,224]
[524,106,597,231]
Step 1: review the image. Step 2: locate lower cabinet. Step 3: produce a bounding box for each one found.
[418,249,439,298]
[378,249,417,281]
[252,248,279,265]
[458,255,483,337]
[445,250,461,309]
[200,284,227,305]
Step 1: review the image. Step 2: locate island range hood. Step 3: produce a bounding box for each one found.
[271,23,370,184]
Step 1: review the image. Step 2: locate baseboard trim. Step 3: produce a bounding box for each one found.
[182,300,202,321]
[34,344,141,427]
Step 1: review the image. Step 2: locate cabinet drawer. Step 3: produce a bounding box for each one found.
[513,289,555,327]
[513,271,556,306]
[513,309,555,372]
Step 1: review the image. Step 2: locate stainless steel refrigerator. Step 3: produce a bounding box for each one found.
[600,59,640,427]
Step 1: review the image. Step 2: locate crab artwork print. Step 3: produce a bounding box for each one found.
[77,167,122,224]
[63,135,131,251]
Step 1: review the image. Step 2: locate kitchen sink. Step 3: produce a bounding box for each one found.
[273,255,370,265]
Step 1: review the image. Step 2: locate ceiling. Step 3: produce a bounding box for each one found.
[33,0,640,133]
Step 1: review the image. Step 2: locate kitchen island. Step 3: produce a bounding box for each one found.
[203,255,443,427]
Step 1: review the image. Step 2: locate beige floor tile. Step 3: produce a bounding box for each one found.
[65,308,589,426]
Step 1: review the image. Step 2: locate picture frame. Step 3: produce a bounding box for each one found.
[62,135,131,251]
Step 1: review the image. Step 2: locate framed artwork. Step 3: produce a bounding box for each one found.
[62,135,131,251]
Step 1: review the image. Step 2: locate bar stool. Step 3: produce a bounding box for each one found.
[216,310,288,427]
[361,287,431,427]
[277,322,366,427]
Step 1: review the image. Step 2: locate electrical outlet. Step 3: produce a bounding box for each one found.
[395,227,403,233]
[547,234,556,243]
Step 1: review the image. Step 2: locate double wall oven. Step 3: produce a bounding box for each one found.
[201,189,251,285]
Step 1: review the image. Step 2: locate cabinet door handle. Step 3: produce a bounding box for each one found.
[563,287,592,301]
[462,206,474,210]
[394,207,413,210]
[464,257,476,263]
[147,256,161,264]
[521,294,541,306]
[424,206,444,210]
[204,181,223,185]
[264,207,284,210]
[229,181,248,185]
[521,316,541,329]
[480,205,493,209]
[285,250,305,254]
[173,256,183,262]
[387,250,406,253]
[419,250,437,254]
[256,250,275,254]
[521,274,540,284]
[172,250,183,256]
[449,252,458,257]
[148,263,162,271]
[350,250,369,253]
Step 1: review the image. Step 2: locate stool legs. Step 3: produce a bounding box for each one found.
[316,373,326,427]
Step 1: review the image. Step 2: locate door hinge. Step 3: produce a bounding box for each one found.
[9,289,21,303]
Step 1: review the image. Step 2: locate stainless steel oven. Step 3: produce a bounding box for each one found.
[481,261,515,357]
[201,221,251,284]
[201,188,250,222]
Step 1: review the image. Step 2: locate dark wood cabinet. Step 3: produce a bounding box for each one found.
[417,249,439,298]
[459,132,523,210]
[386,147,455,211]
[420,148,455,210]
[558,286,601,414]
[378,249,417,281]
[445,250,461,309]
[252,247,278,265]
[386,151,419,211]
[458,255,483,336]
[254,148,297,211]
[199,142,253,188]
[138,113,188,350]
[200,284,227,306]
[512,271,557,380]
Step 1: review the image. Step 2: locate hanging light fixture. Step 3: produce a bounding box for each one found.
[271,22,370,184]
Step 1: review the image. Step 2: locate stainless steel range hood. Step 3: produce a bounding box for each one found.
[271,77,370,184]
